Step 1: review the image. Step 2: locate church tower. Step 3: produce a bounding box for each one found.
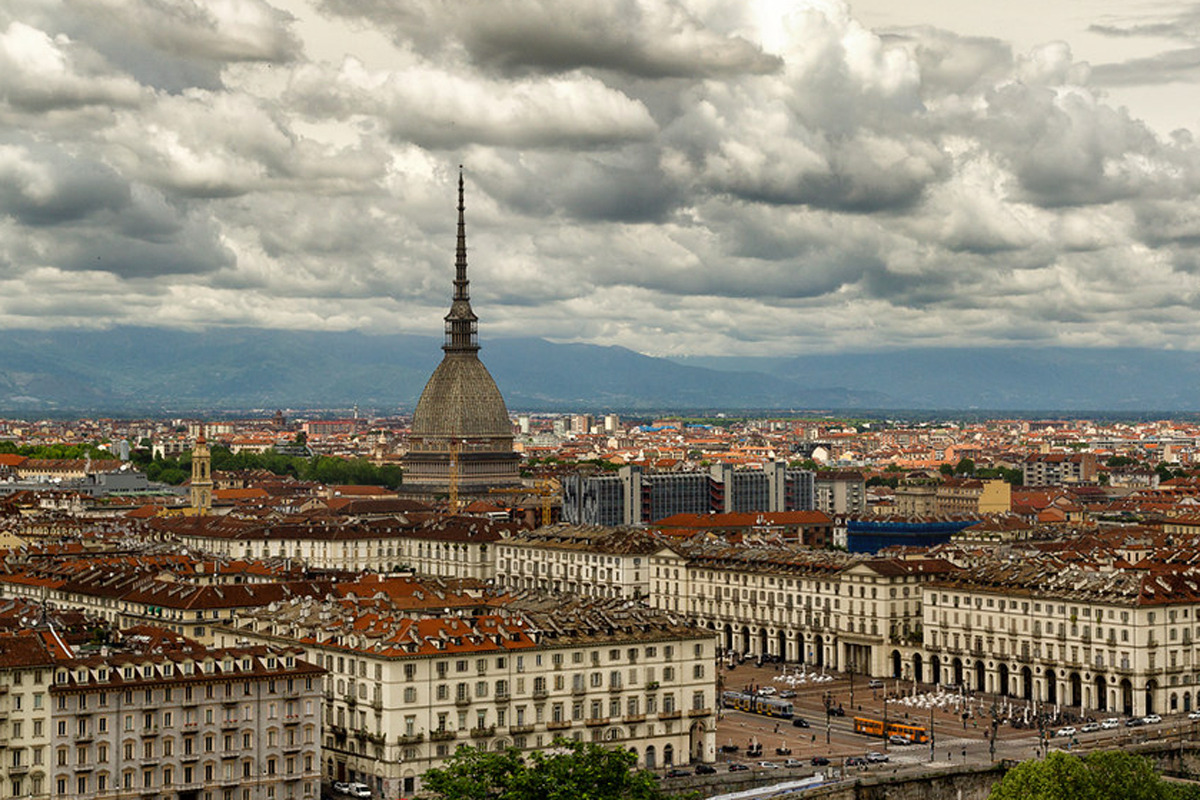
[190,425,213,515]
[402,169,520,493]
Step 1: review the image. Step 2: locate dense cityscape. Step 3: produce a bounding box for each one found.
[10,0,1200,798]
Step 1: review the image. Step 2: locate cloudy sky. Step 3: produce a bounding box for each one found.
[5,0,1200,357]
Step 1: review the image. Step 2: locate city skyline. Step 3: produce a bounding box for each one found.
[4,0,1200,358]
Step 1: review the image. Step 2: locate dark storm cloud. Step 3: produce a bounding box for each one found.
[1091,48,1200,87]
[319,0,781,79]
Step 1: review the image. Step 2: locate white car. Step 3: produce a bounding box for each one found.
[1054,726,1076,737]
[1080,722,1101,733]
[757,761,780,769]
[868,679,884,689]
[1188,711,1200,720]
[758,687,776,696]
[1101,718,1121,729]
[345,784,371,799]
[1143,714,1163,725]
[332,783,350,795]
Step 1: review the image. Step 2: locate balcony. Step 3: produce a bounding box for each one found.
[532,689,548,700]
[429,730,457,743]
[571,686,586,697]
[220,719,239,730]
[493,691,510,703]
[585,717,609,728]
[141,727,160,737]
[397,733,424,745]
[469,726,496,739]
[658,710,681,721]
[454,696,471,707]
[508,724,534,735]
[546,721,571,731]
[608,684,623,694]
[688,708,712,718]
[8,764,27,776]
[181,753,200,763]
[622,714,645,724]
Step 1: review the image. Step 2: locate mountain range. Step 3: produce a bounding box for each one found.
[1,327,1199,415]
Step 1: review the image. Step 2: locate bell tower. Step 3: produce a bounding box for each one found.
[190,425,213,515]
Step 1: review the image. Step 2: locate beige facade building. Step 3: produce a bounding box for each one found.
[922,563,1200,718]
[218,593,717,798]
[493,526,668,599]
[48,645,324,800]
[648,543,955,677]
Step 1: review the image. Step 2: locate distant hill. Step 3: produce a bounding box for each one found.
[0,327,882,414]
[0,327,1197,414]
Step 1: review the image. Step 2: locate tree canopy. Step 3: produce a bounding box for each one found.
[422,738,693,800]
[133,445,402,488]
[988,751,1200,800]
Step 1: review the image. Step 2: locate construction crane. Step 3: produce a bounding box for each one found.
[488,479,557,527]
[447,440,462,515]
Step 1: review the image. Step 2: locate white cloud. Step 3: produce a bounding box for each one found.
[2,0,1200,357]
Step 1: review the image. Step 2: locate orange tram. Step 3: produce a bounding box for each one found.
[853,717,930,743]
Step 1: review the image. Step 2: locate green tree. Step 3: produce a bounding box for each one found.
[955,457,976,475]
[423,738,691,800]
[939,463,955,476]
[988,751,1200,800]
[1105,455,1136,468]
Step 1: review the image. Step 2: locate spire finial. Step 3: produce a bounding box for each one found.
[445,165,479,353]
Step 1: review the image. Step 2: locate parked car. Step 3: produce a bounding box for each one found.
[729,763,749,772]
[1189,711,1200,721]
[866,752,889,764]
[757,761,780,769]
[1125,717,1146,727]
[1101,718,1121,729]
[845,756,867,767]
[792,717,810,728]
[758,687,776,696]
[1143,714,1163,725]
[332,783,350,796]
[1054,726,1077,738]
[888,734,911,745]
[779,690,797,698]
[695,764,716,775]
[1080,722,1101,733]
[775,747,792,756]
[811,756,831,766]
[345,784,370,799]
[784,758,804,768]
[868,679,884,689]
[665,769,691,779]
[721,744,740,753]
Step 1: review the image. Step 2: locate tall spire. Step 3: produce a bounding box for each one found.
[444,165,479,354]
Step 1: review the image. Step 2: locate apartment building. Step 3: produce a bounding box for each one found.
[493,526,668,599]
[48,645,324,800]
[0,631,61,800]
[1023,453,1098,487]
[153,516,518,578]
[0,569,334,645]
[217,593,717,798]
[922,561,1200,718]
[648,543,955,677]
[814,471,866,516]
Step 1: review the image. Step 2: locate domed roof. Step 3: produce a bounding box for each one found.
[411,353,512,438]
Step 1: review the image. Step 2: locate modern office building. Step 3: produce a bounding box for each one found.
[561,462,815,526]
